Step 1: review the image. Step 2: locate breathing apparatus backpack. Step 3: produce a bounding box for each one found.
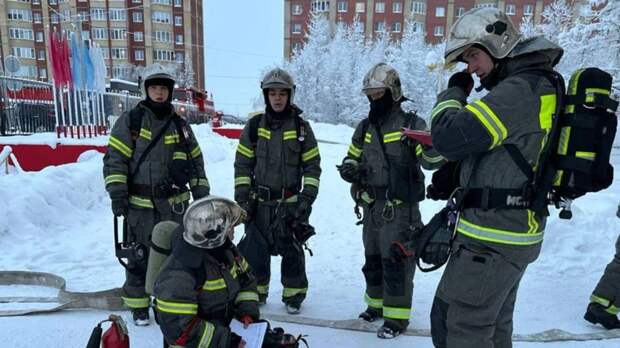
[513,67,618,219]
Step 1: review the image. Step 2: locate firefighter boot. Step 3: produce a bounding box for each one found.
[132,307,150,326]
[584,302,620,330]
[359,307,383,322]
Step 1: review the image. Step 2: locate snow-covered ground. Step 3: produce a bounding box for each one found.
[1,123,620,347]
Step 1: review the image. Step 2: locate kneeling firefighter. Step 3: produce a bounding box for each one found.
[151,197,308,348]
[103,66,210,325]
[338,63,443,339]
[152,197,258,348]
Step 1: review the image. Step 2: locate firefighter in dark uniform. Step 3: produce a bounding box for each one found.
[339,63,444,339]
[153,196,258,348]
[103,68,210,325]
[585,202,620,330]
[428,8,563,347]
[234,68,321,315]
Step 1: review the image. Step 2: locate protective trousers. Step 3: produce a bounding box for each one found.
[362,200,421,331]
[430,241,528,348]
[238,202,308,305]
[122,207,183,310]
[591,234,620,313]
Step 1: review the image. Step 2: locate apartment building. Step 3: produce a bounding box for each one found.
[0,0,205,89]
[284,0,589,57]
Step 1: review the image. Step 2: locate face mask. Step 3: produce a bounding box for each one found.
[368,90,394,124]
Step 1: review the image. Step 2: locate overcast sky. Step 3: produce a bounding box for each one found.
[203,1,284,117]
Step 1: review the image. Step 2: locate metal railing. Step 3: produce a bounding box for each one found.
[0,76,55,135]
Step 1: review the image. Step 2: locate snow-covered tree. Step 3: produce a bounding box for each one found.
[519,15,540,39]
[540,0,574,43]
[175,56,196,88]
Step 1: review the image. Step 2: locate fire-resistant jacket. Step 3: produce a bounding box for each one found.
[103,102,210,212]
[430,37,563,263]
[345,105,444,204]
[234,106,321,204]
[154,234,260,348]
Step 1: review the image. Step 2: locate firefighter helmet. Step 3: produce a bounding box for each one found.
[361,63,404,102]
[261,68,296,103]
[444,7,521,64]
[183,196,247,249]
[142,64,176,102]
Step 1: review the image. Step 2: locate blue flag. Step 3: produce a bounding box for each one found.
[83,42,95,90]
[70,32,83,89]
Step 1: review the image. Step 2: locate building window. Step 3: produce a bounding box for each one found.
[174,15,183,26]
[175,34,183,44]
[505,4,516,15]
[9,28,35,40]
[12,47,36,59]
[39,68,47,79]
[175,52,184,63]
[337,1,347,12]
[33,12,42,23]
[8,9,33,21]
[101,48,110,59]
[393,2,402,13]
[374,21,385,32]
[355,2,365,13]
[49,0,57,4]
[174,0,181,7]
[375,2,385,13]
[92,28,108,40]
[524,4,533,16]
[435,6,445,17]
[152,0,172,5]
[433,25,444,37]
[411,21,422,33]
[134,31,144,42]
[61,10,71,21]
[33,0,40,4]
[134,49,145,61]
[311,1,330,12]
[475,3,497,9]
[90,8,106,21]
[38,50,46,60]
[111,48,128,59]
[51,13,59,24]
[110,28,128,40]
[109,8,127,21]
[391,22,401,33]
[292,3,303,15]
[36,31,44,42]
[132,11,143,23]
[153,49,174,61]
[153,31,172,43]
[152,11,172,23]
[456,7,465,17]
[292,23,302,34]
[292,42,303,51]
[412,2,426,15]
[112,66,130,78]
[132,0,141,3]
[77,11,88,21]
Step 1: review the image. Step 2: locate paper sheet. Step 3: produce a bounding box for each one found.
[229,319,268,348]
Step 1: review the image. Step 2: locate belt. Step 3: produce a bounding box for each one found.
[461,187,531,210]
[255,185,298,201]
[129,183,186,199]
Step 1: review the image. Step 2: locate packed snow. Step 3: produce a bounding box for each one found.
[1,123,620,347]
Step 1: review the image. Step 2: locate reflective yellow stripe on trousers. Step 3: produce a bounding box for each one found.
[457,217,544,246]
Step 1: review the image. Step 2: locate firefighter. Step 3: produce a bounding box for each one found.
[234,68,321,315]
[584,203,620,330]
[428,8,563,347]
[103,67,210,325]
[338,63,443,339]
[153,196,258,348]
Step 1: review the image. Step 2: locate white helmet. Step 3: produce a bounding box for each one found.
[182,196,247,249]
[445,8,521,64]
[361,63,404,102]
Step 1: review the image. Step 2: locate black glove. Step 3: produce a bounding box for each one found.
[229,332,243,348]
[294,195,312,222]
[169,159,191,188]
[238,200,257,223]
[191,185,210,200]
[111,197,128,217]
[448,71,474,97]
[420,226,452,266]
[337,159,364,183]
[427,161,460,201]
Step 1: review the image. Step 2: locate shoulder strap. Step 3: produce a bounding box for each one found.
[249,114,263,145]
[129,107,143,142]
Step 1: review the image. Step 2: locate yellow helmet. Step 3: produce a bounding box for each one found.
[445,8,521,64]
